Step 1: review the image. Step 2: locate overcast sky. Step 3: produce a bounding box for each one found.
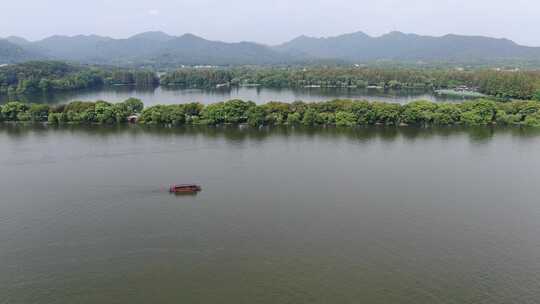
[2,0,539,46]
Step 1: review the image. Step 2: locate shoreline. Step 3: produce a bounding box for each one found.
[0,120,532,128]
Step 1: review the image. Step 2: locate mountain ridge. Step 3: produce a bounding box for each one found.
[2,30,540,66]
[275,31,540,63]
[0,39,47,63]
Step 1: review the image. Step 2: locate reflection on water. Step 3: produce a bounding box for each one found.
[2,124,539,144]
[0,86,472,105]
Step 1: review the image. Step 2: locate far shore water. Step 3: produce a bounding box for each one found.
[0,86,478,106]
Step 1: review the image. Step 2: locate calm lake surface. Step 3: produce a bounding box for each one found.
[0,86,469,105]
[1,126,540,303]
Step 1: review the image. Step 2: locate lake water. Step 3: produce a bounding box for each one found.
[0,86,470,105]
[1,125,540,303]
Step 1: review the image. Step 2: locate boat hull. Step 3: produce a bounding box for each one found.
[169,184,202,194]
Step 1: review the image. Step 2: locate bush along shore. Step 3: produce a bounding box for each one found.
[1,98,540,127]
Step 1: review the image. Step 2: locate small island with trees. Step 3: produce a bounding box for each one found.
[1,98,540,128]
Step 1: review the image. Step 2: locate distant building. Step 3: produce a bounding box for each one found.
[127,115,139,123]
[194,65,218,69]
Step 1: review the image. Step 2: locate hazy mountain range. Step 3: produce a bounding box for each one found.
[2,31,540,66]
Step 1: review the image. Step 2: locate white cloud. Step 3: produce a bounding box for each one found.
[148,9,160,16]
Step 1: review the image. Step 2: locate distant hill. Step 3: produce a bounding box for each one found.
[3,30,540,66]
[4,32,297,66]
[32,34,114,61]
[127,31,176,42]
[0,39,45,63]
[91,33,297,65]
[147,34,299,66]
[5,36,32,46]
[275,31,540,63]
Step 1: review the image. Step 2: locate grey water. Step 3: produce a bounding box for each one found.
[1,125,540,304]
[0,86,470,105]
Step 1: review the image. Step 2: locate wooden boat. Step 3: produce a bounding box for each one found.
[169,184,202,193]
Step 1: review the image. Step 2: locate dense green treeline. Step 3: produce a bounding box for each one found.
[3,62,540,101]
[0,61,103,95]
[2,98,540,127]
[0,98,144,124]
[161,67,540,100]
[108,70,159,87]
[160,69,234,88]
[0,61,158,95]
